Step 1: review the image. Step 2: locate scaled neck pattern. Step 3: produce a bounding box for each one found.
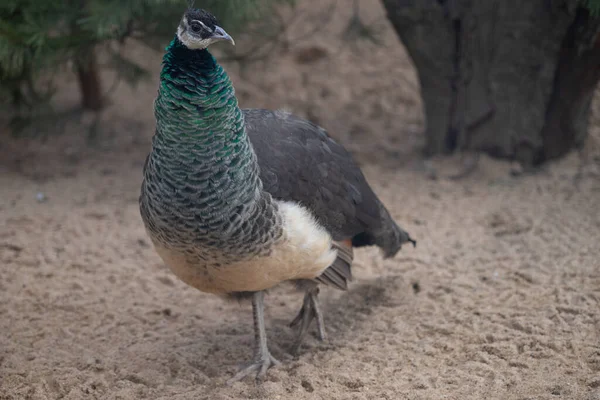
[142,37,280,251]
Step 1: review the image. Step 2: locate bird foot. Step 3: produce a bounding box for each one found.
[226,352,281,385]
[289,289,326,354]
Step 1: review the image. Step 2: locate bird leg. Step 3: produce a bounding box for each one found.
[289,286,326,354]
[226,291,280,385]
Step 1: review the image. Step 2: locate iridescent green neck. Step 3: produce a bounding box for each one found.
[154,38,244,151]
[150,37,262,219]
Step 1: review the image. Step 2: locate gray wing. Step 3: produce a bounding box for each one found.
[243,108,384,241]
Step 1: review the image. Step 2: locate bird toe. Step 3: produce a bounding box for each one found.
[226,353,280,385]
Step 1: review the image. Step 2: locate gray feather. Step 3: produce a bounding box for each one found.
[315,241,353,290]
[243,108,414,258]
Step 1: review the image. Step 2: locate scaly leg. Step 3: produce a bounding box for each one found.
[227,291,280,384]
[289,286,326,353]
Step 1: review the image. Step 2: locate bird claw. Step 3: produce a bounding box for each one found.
[226,352,280,385]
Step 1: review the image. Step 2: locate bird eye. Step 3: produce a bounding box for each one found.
[190,22,202,33]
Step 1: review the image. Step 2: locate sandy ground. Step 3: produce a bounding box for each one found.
[2,1,600,399]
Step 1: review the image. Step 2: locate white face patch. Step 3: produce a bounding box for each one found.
[177,18,213,50]
[176,15,234,50]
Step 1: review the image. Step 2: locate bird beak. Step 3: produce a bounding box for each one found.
[212,26,235,46]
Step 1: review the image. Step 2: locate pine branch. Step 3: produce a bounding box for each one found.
[0,0,295,119]
[582,0,600,15]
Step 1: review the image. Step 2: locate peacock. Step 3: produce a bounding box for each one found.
[139,7,415,384]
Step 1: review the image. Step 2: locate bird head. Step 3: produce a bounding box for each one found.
[177,7,235,50]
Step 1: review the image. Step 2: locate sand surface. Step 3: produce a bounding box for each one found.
[1,1,600,399]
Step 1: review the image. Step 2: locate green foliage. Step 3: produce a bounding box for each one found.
[0,0,293,113]
[582,0,600,15]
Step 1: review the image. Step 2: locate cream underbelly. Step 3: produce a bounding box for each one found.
[148,200,338,294]
[153,239,335,294]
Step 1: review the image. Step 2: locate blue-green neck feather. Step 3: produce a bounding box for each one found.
[155,37,244,151]
[149,37,263,222]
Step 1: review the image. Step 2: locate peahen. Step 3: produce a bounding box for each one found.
[139,7,415,384]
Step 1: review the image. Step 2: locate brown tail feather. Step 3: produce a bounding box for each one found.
[315,240,354,291]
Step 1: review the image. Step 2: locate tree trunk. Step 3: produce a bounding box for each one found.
[76,48,104,111]
[381,0,600,166]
